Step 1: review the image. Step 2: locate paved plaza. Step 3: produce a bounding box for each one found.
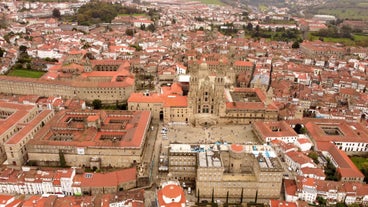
[162,124,260,145]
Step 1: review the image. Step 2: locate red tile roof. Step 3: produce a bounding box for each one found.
[157,183,186,207]
[327,145,364,179]
[164,96,187,107]
[270,200,297,207]
[74,168,136,188]
[284,179,297,196]
[253,121,298,140]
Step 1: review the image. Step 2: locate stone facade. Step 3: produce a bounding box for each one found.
[0,53,135,104]
[26,110,151,169]
[187,61,278,126]
[0,101,55,167]
[168,144,283,201]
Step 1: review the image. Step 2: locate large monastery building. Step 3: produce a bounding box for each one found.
[26,110,151,169]
[0,51,135,103]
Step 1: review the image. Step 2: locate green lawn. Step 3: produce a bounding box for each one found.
[189,0,223,5]
[350,156,368,169]
[7,69,45,78]
[308,33,368,46]
[314,8,368,21]
[259,4,268,12]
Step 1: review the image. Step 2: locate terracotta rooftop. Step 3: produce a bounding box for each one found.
[27,110,151,148]
[253,121,298,140]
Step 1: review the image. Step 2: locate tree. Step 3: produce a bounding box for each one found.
[336,202,347,207]
[140,24,146,31]
[293,123,302,133]
[292,40,300,49]
[255,24,260,32]
[92,99,102,109]
[197,189,200,204]
[59,150,66,167]
[240,188,244,204]
[246,22,253,31]
[325,158,338,181]
[316,196,326,206]
[125,28,135,36]
[308,152,320,164]
[340,25,352,38]
[19,45,28,53]
[211,188,214,204]
[147,24,156,32]
[0,47,4,58]
[360,162,368,182]
[0,13,7,29]
[52,8,61,19]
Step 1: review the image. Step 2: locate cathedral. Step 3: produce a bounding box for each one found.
[187,56,278,126]
[128,54,278,126]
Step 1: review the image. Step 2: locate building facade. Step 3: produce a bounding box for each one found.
[167,144,283,202]
[26,110,151,169]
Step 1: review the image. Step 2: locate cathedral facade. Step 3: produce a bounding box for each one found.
[187,59,278,126]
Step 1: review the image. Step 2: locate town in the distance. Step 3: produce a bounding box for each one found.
[0,0,368,206]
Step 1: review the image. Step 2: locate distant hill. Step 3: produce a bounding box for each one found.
[305,0,368,21]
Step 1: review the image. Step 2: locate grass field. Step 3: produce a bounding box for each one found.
[351,156,368,169]
[306,0,368,21]
[308,33,368,46]
[258,4,268,12]
[7,69,45,78]
[194,0,224,5]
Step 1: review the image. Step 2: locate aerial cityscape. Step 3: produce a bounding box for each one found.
[0,0,368,206]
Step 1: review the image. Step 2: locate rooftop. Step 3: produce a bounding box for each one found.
[27,110,151,148]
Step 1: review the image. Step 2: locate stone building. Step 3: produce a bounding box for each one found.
[187,60,278,126]
[128,54,278,126]
[0,52,135,104]
[0,100,55,167]
[167,143,283,202]
[26,110,151,169]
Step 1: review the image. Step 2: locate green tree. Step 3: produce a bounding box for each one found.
[140,24,146,31]
[240,188,244,204]
[74,1,131,25]
[147,24,155,32]
[59,150,66,167]
[52,8,61,19]
[336,203,347,207]
[340,25,352,38]
[125,28,135,36]
[0,13,7,29]
[197,189,200,204]
[316,196,326,206]
[92,99,102,109]
[225,191,229,207]
[0,47,4,58]
[308,152,320,164]
[19,45,27,53]
[293,123,302,133]
[360,162,368,182]
[246,22,253,31]
[211,188,214,204]
[325,158,338,181]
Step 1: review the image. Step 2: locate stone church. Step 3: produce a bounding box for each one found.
[187,58,278,126]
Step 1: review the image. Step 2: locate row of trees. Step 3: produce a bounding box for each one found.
[196,188,256,206]
[76,2,127,25]
[313,25,353,39]
[65,1,144,26]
